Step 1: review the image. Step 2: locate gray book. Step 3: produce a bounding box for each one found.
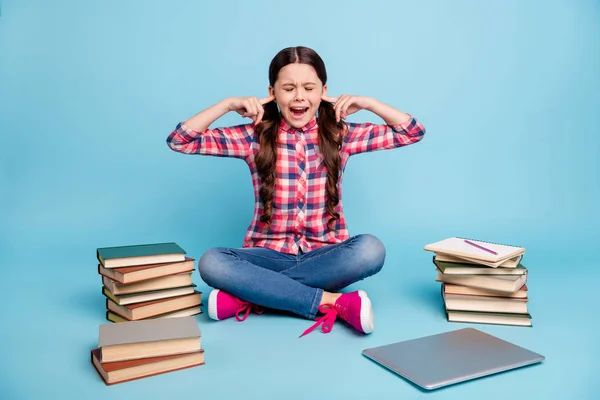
[98,316,201,362]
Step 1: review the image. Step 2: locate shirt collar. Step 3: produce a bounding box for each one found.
[279,114,318,133]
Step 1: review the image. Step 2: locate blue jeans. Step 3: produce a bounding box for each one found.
[197,234,386,319]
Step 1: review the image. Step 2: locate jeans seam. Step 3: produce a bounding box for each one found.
[285,235,360,274]
[308,288,323,319]
[226,250,297,272]
[230,248,296,263]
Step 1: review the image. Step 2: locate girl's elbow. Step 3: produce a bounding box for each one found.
[166,136,185,153]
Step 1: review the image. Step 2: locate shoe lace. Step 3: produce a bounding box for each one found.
[299,303,345,338]
[235,302,264,321]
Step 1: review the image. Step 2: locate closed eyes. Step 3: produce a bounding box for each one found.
[283,87,315,92]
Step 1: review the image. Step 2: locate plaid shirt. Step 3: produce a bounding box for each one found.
[167,114,425,254]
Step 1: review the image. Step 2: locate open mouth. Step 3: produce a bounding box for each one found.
[290,106,309,119]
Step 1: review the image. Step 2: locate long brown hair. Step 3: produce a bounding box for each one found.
[255,46,346,231]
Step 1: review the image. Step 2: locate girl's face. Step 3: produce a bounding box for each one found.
[269,63,327,128]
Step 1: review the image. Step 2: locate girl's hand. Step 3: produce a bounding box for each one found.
[227,95,275,124]
[321,94,374,122]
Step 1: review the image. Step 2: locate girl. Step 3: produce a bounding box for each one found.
[166,46,426,337]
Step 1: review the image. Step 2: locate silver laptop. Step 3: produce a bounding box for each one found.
[362,328,544,390]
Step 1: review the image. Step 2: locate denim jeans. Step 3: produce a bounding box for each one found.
[197,234,386,319]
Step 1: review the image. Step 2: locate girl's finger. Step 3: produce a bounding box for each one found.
[321,95,338,103]
[240,102,249,117]
[340,96,354,119]
[335,95,349,122]
[254,98,264,124]
[260,95,276,105]
[332,95,342,120]
[244,100,257,119]
[255,107,264,124]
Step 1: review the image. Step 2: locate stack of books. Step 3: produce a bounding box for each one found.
[424,237,531,327]
[91,317,205,385]
[97,242,202,322]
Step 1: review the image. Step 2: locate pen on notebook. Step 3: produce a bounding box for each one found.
[464,239,498,255]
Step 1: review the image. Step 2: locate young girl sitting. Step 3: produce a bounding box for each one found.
[166,46,426,337]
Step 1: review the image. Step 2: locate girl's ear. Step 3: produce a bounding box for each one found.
[268,86,276,102]
[322,84,328,97]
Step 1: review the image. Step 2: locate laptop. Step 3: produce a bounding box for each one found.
[362,328,545,390]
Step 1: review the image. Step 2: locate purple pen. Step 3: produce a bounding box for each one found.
[464,239,498,255]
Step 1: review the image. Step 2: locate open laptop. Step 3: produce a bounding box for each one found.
[362,328,545,390]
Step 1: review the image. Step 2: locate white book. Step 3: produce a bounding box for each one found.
[425,237,525,265]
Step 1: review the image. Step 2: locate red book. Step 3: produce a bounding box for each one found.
[91,348,204,385]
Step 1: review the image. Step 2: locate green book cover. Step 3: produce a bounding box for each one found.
[97,242,186,261]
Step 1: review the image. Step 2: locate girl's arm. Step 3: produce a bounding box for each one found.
[364,98,411,126]
[183,98,232,132]
[322,95,426,156]
[166,96,273,159]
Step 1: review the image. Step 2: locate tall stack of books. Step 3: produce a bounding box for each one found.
[424,237,531,327]
[97,242,202,322]
[91,317,205,385]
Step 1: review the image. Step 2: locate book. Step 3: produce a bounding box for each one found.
[424,237,525,264]
[442,283,528,299]
[446,310,532,327]
[97,242,186,268]
[91,348,204,385]
[98,257,195,284]
[435,271,528,293]
[98,316,202,362]
[442,293,529,314]
[425,237,533,327]
[434,253,523,268]
[433,257,527,276]
[102,285,197,306]
[106,291,202,321]
[102,273,193,295]
[106,306,202,323]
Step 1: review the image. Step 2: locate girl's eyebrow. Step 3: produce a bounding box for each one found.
[281,81,317,86]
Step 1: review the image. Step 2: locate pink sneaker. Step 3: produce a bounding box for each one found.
[299,290,374,337]
[207,289,264,321]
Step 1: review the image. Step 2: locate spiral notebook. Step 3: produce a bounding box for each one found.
[424,237,525,264]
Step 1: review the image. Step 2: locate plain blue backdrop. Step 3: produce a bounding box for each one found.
[1,0,599,398]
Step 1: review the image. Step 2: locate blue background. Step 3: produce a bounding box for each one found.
[1,0,599,398]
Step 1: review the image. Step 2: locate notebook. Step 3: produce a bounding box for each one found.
[362,328,544,390]
[424,237,525,263]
